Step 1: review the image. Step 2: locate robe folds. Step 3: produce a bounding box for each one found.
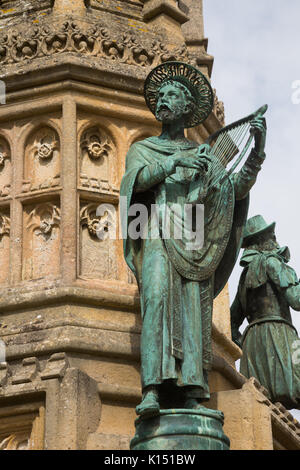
[120,137,249,397]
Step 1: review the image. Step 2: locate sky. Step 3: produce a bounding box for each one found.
[204,0,300,421]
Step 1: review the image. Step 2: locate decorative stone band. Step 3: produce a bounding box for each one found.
[0,17,210,71]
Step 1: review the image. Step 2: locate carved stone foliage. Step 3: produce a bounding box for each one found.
[79,202,118,280]
[0,18,193,68]
[23,126,60,193]
[0,137,11,198]
[81,126,112,161]
[0,212,10,241]
[22,202,61,280]
[79,126,118,195]
[0,209,10,285]
[0,432,30,450]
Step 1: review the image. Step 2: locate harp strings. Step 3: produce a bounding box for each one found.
[210,122,249,169]
[207,121,251,188]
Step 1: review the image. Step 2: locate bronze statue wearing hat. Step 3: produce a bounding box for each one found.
[121,61,267,416]
[231,215,300,409]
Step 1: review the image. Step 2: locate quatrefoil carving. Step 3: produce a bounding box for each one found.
[80,127,112,162]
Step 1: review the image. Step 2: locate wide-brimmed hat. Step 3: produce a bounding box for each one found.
[242,215,276,247]
[144,61,214,128]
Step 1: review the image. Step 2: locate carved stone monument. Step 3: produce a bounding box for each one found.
[0,0,299,451]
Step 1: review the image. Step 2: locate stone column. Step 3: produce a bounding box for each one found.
[9,125,22,285]
[181,0,205,43]
[61,96,77,283]
[181,0,214,77]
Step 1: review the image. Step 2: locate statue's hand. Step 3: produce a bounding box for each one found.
[168,147,211,173]
[250,116,267,153]
[177,155,210,172]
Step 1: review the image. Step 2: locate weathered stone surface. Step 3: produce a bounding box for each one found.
[206,378,300,450]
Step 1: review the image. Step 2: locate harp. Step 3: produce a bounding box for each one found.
[203,104,268,192]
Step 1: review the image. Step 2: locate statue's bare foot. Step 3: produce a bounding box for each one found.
[184,398,204,410]
[136,388,160,416]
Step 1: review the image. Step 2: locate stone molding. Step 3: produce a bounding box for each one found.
[0,352,299,450]
[0,353,70,389]
[87,0,143,21]
[0,357,101,450]
[248,377,300,445]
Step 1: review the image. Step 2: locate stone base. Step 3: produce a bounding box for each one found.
[130,408,230,450]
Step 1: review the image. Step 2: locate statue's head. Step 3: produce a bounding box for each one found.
[243,229,279,252]
[144,62,214,128]
[155,80,196,125]
[242,215,278,251]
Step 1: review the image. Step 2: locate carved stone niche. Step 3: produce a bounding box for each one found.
[22,202,61,281]
[0,208,10,285]
[0,137,11,198]
[79,202,118,280]
[79,126,117,195]
[23,126,60,194]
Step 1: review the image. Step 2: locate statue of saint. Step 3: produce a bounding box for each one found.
[231,215,300,409]
[120,62,267,416]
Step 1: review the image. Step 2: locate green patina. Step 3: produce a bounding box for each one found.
[121,62,267,421]
[231,215,300,410]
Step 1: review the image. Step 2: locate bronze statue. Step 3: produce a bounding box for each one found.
[120,62,267,416]
[231,215,300,409]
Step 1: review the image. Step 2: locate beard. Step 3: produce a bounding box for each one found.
[155,103,186,123]
[246,237,280,252]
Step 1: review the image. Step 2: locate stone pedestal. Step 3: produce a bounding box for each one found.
[130,408,230,450]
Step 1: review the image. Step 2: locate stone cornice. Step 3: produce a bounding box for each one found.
[0,14,213,76]
[0,285,140,312]
[0,76,223,142]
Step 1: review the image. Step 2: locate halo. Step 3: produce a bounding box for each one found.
[144,61,214,128]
